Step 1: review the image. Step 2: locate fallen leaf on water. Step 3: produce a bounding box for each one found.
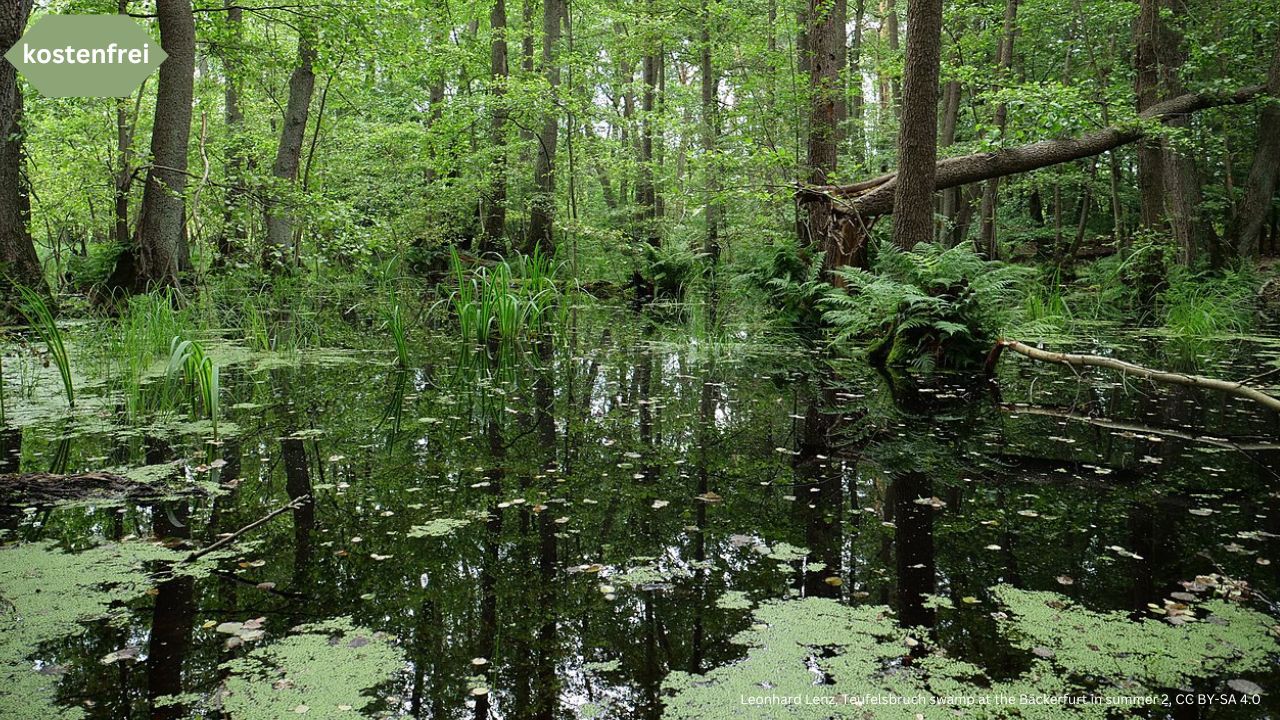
[1227,679,1263,695]
[651,500,669,509]
[1055,576,1074,586]
[100,647,140,665]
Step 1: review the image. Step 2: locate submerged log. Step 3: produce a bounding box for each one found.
[985,339,1280,413]
[0,471,173,505]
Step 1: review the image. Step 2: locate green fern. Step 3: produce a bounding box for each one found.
[824,241,1034,369]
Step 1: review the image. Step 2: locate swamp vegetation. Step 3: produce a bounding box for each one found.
[2,0,1280,717]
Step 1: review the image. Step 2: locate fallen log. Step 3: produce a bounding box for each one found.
[985,339,1280,413]
[999,403,1280,452]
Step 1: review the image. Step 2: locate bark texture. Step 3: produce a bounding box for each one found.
[891,0,944,251]
[480,0,510,252]
[109,0,195,293]
[0,0,42,320]
[527,0,563,254]
[218,0,247,265]
[1228,30,1280,259]
[263,32,317,270]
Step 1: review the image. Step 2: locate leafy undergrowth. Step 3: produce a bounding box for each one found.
[663,586,1279,719]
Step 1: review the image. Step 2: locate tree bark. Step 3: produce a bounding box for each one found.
[635,0,661,245]
[1134,0,1165,229]
[108,0,195,293]
[891,0,944,251]
[1227,29,1280,260]
[848,0,867,166]
[526,0,563,254]
[263,31,317,271]
[0,0,43,320]
[218,0,247,266]
[806,0,845,274]
[481,0,510,252]
[977,0,1019,258]
[699,0,720,262]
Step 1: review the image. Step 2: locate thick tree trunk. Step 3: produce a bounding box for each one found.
[1134,0,1165,229]
[1227,30,1280,260]
[1154,0,1216,265]
[480,0,510,252]
[699,0,720,262]
[218,0,247,265]
[109,0,195,293]
[263,32,317,271]
[977,0,1019,258]
[806,0,845,275]
[526,0,563,254]
[0,0,43,320]
[891,0,944,250]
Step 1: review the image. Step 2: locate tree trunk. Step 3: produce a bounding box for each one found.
[526,0,563,254]
[1227,29,1280,260]
[635,0,661,246]
[1134,0,1165,229]
[263,32,316,271]
[880,0,900,118]
[699,0,720,263]
[891,0,944,250]
[0,0,43,320]
[848,0,867,166]
[1155,0,1216,266]
[108,0,195,293]
[937,77,960,242]
[977,0,1019,258]
[807,0,845,276]
[481,0,510,252]
[218,0,246,266]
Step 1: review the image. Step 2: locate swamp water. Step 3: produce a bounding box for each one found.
[1,307,1278,719]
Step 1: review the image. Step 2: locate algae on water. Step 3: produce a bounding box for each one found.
[0,540,228,719]
[220,617,405,719]
[663,587,1280,719]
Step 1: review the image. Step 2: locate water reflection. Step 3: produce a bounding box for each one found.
[3,309,1279,718]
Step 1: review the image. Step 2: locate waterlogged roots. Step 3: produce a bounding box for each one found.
[0,471,186,507]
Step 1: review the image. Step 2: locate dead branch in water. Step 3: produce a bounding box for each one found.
[985,339,1280,414]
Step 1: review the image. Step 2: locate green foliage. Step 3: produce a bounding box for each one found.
[640,242,705,302]
[738,242,829,331]
[17,286,73,409]
[824,241,1033,370]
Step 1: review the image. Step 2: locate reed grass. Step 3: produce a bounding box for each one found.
[17,286,73,409]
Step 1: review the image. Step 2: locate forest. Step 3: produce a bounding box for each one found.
[1,0,1280,717]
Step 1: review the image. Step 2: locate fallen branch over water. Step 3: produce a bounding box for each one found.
[985,340,1280,414]
[184,494,311,563]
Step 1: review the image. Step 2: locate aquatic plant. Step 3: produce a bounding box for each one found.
[824,241,1033,371]
[382,298,411,368]
[446,246,559,345]
[167,337,220,436]
[16,286,73,409]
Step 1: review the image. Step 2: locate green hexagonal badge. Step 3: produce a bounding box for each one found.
[4,14,166,98]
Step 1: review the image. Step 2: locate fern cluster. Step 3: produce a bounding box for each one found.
[824,241,1033,370]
